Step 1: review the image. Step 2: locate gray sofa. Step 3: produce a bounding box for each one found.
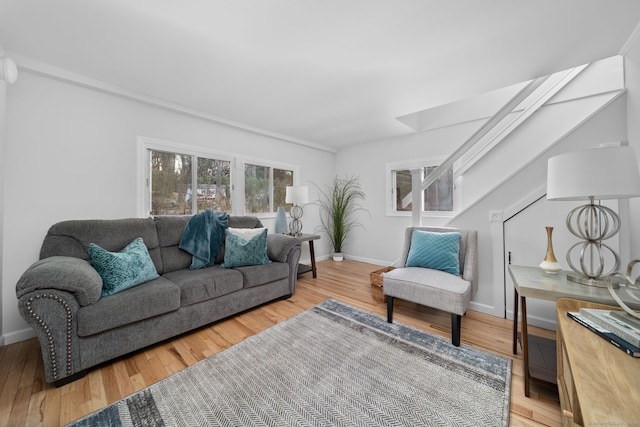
[16,215,301,386]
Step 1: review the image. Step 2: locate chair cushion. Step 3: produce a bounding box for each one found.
[383,267,472,315]
[405,230,461,275]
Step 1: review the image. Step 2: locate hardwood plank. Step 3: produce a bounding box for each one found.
[0,259,562,426]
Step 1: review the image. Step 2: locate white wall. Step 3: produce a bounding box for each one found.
[2,70,335,343]
[334,119,483,264]
[0,44,8,345]
[625,32,640,258]
[335,94,628,317]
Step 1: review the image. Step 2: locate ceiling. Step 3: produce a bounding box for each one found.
[1,1,640,152]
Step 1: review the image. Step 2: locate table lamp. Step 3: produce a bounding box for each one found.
[546,145,640,286]
[285,186,308,236]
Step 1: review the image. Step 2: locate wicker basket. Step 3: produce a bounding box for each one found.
[370,266,395,303]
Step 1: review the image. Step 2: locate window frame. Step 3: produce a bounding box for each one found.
[385,157,458,218]
[137,136,299,218]
[240,156,299,218]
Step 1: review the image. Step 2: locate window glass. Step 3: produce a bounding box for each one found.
[151,151,192,215]
[150,150,231,215]
[141,138,298,217]
[245,164,270,213]
[245,164,294,214]
[391,165,454,214]
[274,168,294,209]
[423,165,453,212]
[395,169,413,212]
[197,157,231,213]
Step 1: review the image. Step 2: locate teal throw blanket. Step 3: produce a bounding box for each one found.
[179,210,229,269]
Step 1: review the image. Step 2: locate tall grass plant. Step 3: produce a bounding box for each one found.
[314,175,368,256]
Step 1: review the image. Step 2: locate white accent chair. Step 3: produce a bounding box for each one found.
[383,226,478,346]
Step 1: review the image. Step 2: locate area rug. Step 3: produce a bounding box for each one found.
[68,299,511,426]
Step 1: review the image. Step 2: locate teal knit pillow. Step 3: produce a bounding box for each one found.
[221,227,271,268]
[89,237,159,297]
[405,230,461,275]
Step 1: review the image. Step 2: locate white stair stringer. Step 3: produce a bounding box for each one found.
[453,89,625,221]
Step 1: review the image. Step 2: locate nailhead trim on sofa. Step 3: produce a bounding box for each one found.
[25,294,73,380]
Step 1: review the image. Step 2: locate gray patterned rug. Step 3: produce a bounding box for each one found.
[68,299,511,426]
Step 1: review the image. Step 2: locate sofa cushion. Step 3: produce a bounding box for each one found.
[221,228,271,268]
[89,237,160,297]
[39,217,163,273]
[405,230,461,275]
[154,215,265,272]
[236,262,290,289]
[162,267,244,307]
[77,276,180,337]
[16,256,103,306]
[154,215,192,274]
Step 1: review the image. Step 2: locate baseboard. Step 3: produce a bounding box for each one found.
[506,309,556,331]
[3,327,36,345]
[340,254,392,266]
[468,301,497,317]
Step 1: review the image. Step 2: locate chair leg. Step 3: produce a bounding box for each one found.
[387,296,394,323]
[451,313,461,347]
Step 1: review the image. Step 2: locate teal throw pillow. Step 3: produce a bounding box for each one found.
[405,230,461,275]
[89,237,159,297]
[221,227,271,268]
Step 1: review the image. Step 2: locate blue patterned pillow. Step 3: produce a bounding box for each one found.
[89,237,159,297]
[405,230,461,275]
[221,227,271,268]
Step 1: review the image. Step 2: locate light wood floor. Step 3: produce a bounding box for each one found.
[0,259,562,426]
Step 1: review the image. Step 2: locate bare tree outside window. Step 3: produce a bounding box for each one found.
[274,168,293,210]
[150,150,231,215]
[245,164,294,214]
[197,157,231,213]
[151,151,192,215]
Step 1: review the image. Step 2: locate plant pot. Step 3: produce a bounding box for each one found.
[333,252,344,262]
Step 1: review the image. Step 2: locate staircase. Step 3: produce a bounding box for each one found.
[398,55,626,225]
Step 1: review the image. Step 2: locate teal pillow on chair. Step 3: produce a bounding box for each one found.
[89,237,159,297]
[221,228,271,268]
[405,230,461,275]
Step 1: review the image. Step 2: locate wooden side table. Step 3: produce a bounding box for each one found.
[556,298,640,426]
[294,233,320,278]
[508,265,639,397]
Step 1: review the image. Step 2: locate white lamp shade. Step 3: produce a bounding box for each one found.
[285,186,309,204]
[547,146,640,201]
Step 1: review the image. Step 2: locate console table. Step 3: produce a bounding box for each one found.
[508,265,639,397]
[556,298,640,426]
[295,233,320,278]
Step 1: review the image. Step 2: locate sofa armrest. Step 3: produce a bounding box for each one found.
[267,234,301,263]
[16,256,103,307]
[17,289,82,384]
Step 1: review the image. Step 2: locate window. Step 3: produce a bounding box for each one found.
[244,163,294,214]
[149,150,231,215]
[387,159,456,216]
[138,137,298,217]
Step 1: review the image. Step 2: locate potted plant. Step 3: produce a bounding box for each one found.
[314,175,368,261]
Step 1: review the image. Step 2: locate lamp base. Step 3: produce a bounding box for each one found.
[567,273,620,289]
